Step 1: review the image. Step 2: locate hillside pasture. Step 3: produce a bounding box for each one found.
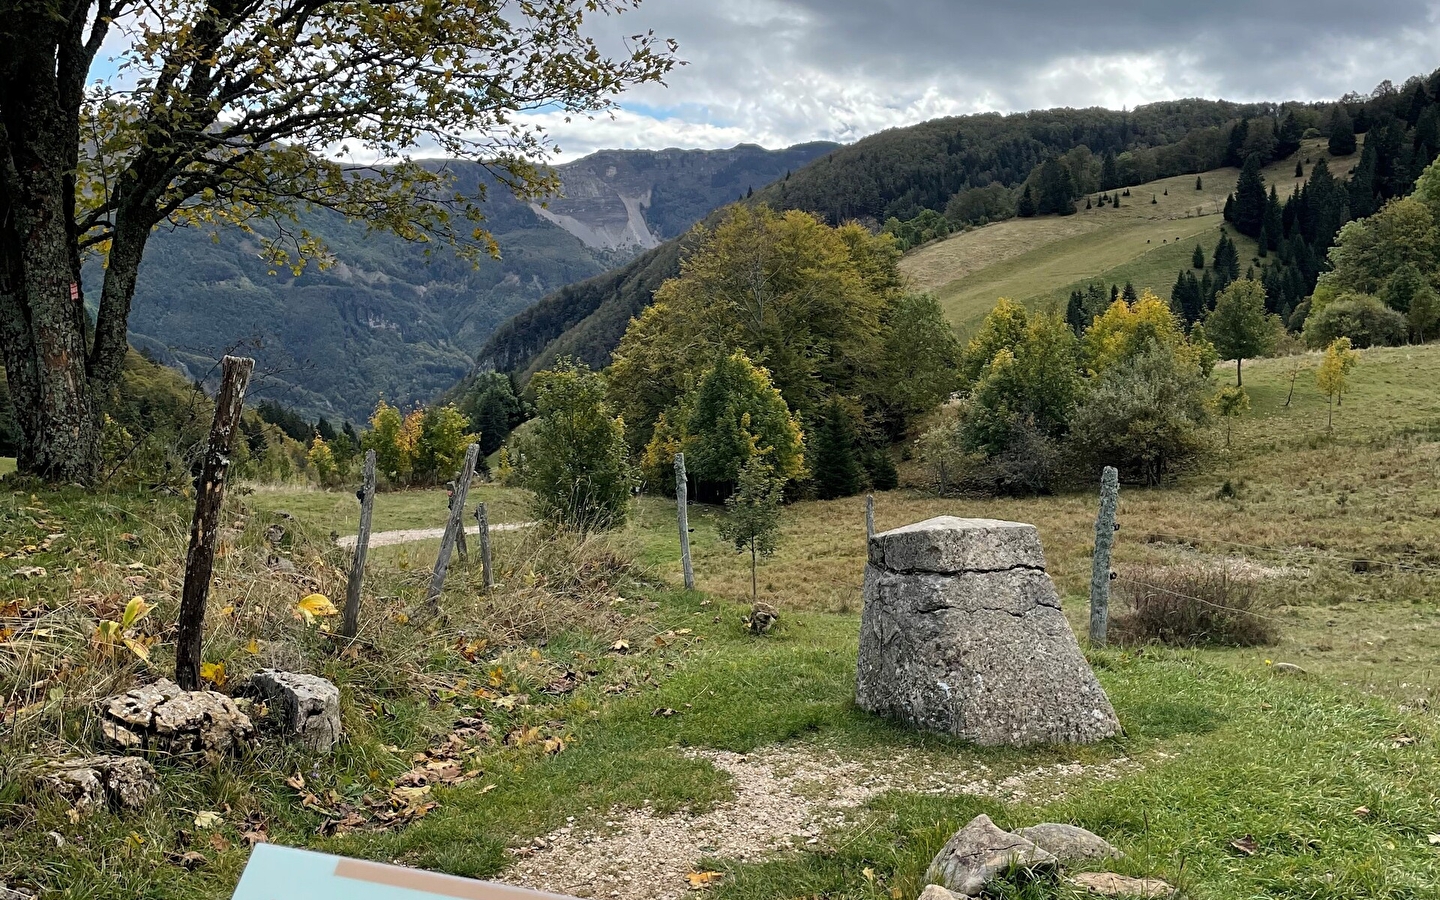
[904,138,1360,337]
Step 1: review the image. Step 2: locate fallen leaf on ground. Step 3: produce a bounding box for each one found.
[297,593,338,624]
[1229,834,1259,856]
[193,810,222,829]
[285,772,306,790]
[1354,806,1371,818]
[686,871,723,889]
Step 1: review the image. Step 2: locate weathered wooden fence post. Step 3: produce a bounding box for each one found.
[425,443,479,612]
[475,501,494,591]
[675,452,695,590]
[341,450,376,639]
[176,355,254,690]
[1089,465,1120,647]
[448,479,469,562]
[865,493,876,540]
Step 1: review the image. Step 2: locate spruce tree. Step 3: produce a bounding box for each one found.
[1263,185,1284,250]
[1328,106,1357,156]
[1122,281,1138,303]
[1067,289,1087,335]
[1295,159,1304,178]
[1101,151,1119,191]
[1152,194,1158,204]
[1231,153,1268,237]
[1017,184,1037,217]
[1110,283,1120,304]
[1196,175,1203,190]
[1226,118,1250,167]
[1193,244,1206,269]
[1085,197,1093,209]
[811,398,866,500]
[1112,194,1120,208]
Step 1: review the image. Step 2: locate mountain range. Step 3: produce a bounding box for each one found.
[108,141,837,424]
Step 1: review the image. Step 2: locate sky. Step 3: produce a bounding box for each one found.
[524,0,1440,161]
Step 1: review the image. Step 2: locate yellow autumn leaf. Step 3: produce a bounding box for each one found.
[200,661,227,687]
[297,593,338,624]
[685,871,722,888]
[121,596,151,628]
[245,638,260,654]
[194,810,222,828]
[122,637,152,662]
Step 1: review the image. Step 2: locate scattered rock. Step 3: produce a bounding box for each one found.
[917,886,960,900]
[747,602,779,634]
[264,523,286,545]
[100,679,254,755]
[0,884,35,899]
[249,670,342,752]
[273,509,295,520]
[1271,662,1307,676]
[856,517,1120,746]
[38,756,158,812]
[1068,872,1174,897]
[925,813,1058,896]
[266,554,296,574]
[1014,823,1122,863]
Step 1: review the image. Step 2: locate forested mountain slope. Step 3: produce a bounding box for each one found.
[475,73,1440,382]
[113,143,834,423]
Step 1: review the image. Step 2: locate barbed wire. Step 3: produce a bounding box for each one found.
[1140,531,1440,576]
[1111,574,1292,625]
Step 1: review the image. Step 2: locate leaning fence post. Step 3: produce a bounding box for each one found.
[865,493,875,540]
[675,452,695,590]
[1089,465,1120,647]
[475,501,494,591]
[425,443,479,612]
[341,449,376,639]
[176,355,254,690]
[448,479,468,562]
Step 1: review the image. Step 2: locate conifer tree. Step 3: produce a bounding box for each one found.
[1328,106,1357,156]
[1017,184,1037,217]
[1231,154,1268,237]
[1295,159,1304,178]
[1262,185,1284,250]
[1193,244,1206,269]
[1112,194,1121,208]
[1101,151,1120,191]
[1122,281,1138,303]
[811,397,867,500]
[1086,197,1093,209]
[1196,175,1204,190]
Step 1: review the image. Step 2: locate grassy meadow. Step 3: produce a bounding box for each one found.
[904,138,1360,338]
[5,339,1440,898]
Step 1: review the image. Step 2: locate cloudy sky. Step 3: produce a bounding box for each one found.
[527,0,1440,160]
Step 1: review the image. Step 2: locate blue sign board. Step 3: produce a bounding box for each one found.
[234,844,579,900]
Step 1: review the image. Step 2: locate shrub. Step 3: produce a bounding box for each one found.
[1302,294,1407,349]
[1111,565,1277,647]
[1068,344,1211,485]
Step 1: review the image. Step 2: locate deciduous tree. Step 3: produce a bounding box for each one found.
[0,0,675,481]
[1207,279,1277,386]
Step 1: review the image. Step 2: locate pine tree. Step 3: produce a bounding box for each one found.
[1017,184,1037,217]
[811,398,867,500]
[1067,289,1087,335]
[1152,194,1158,204]
[1110,284,1120,304]
[1295,159,1304,178]
[1112,194,1120,208]
[1085,197,1093,209]
[1193,244,1206,269]
[1196,175,1203,191]
[1122,281,1138,303]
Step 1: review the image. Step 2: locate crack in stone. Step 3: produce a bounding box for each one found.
[869,559,1048,578]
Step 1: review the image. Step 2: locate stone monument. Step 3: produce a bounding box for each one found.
[855,516,1119,746]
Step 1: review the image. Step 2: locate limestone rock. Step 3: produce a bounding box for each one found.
[867,516,1046,574]
[38,756,158,812]
[925,814,1057,896]
[856,517,1120,746]
[747,602,779,634]
[250,670,342,752]
[0,884,35,900]
[100,679,254,755]
[1068,872,1174,897]
[1014,823,1122,863]
[917,886,960,900]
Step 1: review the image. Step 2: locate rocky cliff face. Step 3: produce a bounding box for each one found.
[533,142,839,254]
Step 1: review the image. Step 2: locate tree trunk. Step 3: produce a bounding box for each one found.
[1235,356,1242,387]
[176,356,254,690]
[751,542,757,599]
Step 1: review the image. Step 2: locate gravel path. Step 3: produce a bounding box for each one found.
[505,743,1138,900]
[336,521,535,549]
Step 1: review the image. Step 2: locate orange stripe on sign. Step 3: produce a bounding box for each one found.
[332,858,576,900]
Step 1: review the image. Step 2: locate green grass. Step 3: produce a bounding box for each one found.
[905,139,1355,338]
[8,277,1440,899]
[240,482,533,535]
[0,457,14,479]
